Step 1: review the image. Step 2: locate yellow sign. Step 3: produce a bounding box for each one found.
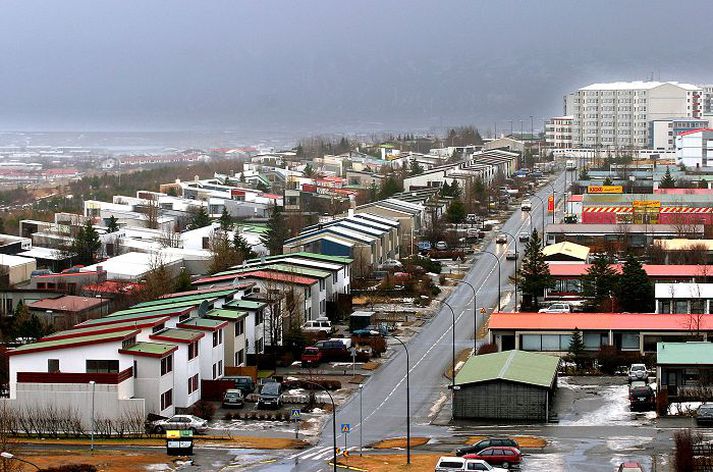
[587,185,623,194]
[632,200,661,208]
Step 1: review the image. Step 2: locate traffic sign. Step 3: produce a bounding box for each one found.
[343,449,350,457]
[480,308,486,314]
[290,408,301,420]
[341,423,351,433]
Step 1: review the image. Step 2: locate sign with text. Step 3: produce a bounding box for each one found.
[632,200,661,209]
[587,185,623,194]
[547,194,555,212]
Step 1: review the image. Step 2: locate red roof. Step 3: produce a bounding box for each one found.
[548,263,713,278]
[489,312,713,331]
[568,195,583,202]
[83,280,142,294]
[678,128,713,137]
[28,295,106,313]
[195,270,317,286]
[262,193,282,199]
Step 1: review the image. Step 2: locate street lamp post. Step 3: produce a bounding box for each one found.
[458,280,477,353]
[391,335,411,464]
[442,301,457,400]
[528,194,546,238]
[547,183,557,224]
[477,250,502,312]
[358,384,363,457]
[498,231,519,312]
[302,380,338,472]
[0,452,40,470]
[89,380,96,452]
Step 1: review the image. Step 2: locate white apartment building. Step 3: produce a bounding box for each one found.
[545,116,573,149]
[676,128,713,169]
[649,118,710,151]
[565,81,702,149]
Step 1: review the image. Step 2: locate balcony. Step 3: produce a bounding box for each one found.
[17,367,133,385]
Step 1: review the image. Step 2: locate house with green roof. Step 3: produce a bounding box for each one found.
[657,342,713,403]
[453,350,560,421]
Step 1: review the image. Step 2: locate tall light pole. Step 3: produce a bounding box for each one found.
[302,380,337,472]
[391,335,411,464]
[476,250,502,312]
[358,384,363,457]
[528,194,546,239]
[442,301,457,399]
[458,280,478,353]
[498,231,519,312]
[0,452,40,470]
[547,182,557,224]
[89,380,96,452]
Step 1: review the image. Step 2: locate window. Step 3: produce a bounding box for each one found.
[48,359,59,373]
[188,341,198,360]
[161,355,173,375]
[213,331,220,347]
[236,349,245,365]
[160,389,173,410]
[134,360,138,377]
[86,360,119,373]
[256,337,264,354]
[674,300,688,314]
[121,337,136,349]
[255,310,264,325]
[212,363,217,379]
[235,320,244,336]
[188,374,199,394]
[218,360,223,377]
[152,323,165,333]
[621,333,640,351]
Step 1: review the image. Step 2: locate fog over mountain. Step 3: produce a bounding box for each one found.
[1,0,712,138]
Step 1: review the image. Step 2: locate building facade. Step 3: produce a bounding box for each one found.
[545,116,573,149]
[676,128,713,169]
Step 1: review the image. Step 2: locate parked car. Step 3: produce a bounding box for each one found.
[518,232,530,242]
[315,339,349,361]
[301,346,324,366]
[150,415,208,434]
[495,234,508,244]
[435,241,448,250]
[302,317,332,334]
[223,375,255,396]
[627,364,649,383]
[417,241,432,253]
[617,462,644,472]
[520,199,532,211]
[629,384,655,411]
[463,446,522,469]
[538,303,571,313]
[696,403,713,426]
[434,456,506,471]
[379,259,404,271]
[257,381,283,409]
[505,251,517,260]
[456,438,519,457]
[222,389,244,408]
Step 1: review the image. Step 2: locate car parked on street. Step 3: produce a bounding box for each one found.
[257,381,283,409]
[463,446,522,469]
[629,383,655,411]
[617,462,645,472]
[223,375,255,396]
[434,457,507,471]
[538,303,571,313]
[495,234,508,244]
[149,415,208,434]
[222,389,244,408]
[455,438,519,457]
[697,403,713,426]
[379,259,404,271]
[518,232,530,242]
[627,364,649,383]
[302,317,332,334]
[435,241,449,250]
[301,346,324,366]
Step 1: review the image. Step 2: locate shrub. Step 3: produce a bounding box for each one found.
[477,343,498,355]
[673,429,694,472]
[282,378,342,391]
[595,346,642,375]
[191,400,216,421]
[223,413,233,421]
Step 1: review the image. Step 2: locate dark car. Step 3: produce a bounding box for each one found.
[455,438,519,457]
[463,446,522,469]
[224,376,255,396]
[697,403,713,426]
[257,381,282,409]
[629,384,655,411]
[315,340,349,361]
[222,389,244,408]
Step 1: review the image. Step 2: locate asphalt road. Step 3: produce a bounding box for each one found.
[256,170,570,471]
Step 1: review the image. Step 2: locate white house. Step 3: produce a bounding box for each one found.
[655,282,713,314]
[676,128,713,169]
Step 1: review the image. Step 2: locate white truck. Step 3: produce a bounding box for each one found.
[565,159,576,171]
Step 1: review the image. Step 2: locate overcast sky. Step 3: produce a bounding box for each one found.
[1,0,712,137]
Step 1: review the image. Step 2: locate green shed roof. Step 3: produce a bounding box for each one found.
[120,342,176,357]
[133,289,235,308]
[455,351,560,389]
[109,299,205,317]
[178,317,226,329]
[46,317,168,338]
[151,328,203,342]
[657,342,713,365]
[224,299,265,310]
[205,309,248,321]
[10,329,139,354]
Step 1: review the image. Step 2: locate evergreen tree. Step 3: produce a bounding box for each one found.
[256,181,270,192]
[367,182,378,201]
[567,328,586,370]
[261,205,290,255]
[615,253,655,312]
[440,181,451,197]
[450,180,462,198]
[106,215,119,233]
[518,229,553,309]
[579,168,590,180]
[409,160,423,176]
[71,220,101,265]
[699,179,708,189]
[446,198,466,224]
[234,232,257,260]
[174,267,193,292]
[218,207,233,231]
[603,177,613,186]
[303,163,315,176]
[378,176,401,199]
[189,206,212,229]
[660,166,676,188]
[581,253,618,311]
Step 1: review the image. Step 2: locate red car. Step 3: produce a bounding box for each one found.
[464,446,522,469]
[618,462,644,472]
[300,346,323,366]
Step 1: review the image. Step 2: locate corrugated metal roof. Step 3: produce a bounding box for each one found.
[120,342,177,356]
[136,289,236,307]
[455,351,559,389]
[10,329,139,354]
[489,312,713,331]
[205,309,248,321]
[657,342,713,365]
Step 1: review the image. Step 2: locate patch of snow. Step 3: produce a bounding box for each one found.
[144,465,172,471]
[668,401,702,416]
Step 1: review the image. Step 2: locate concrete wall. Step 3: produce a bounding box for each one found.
[453,380,551,421]
[133,355,174,416]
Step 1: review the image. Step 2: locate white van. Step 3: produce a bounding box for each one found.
[302,317,332,334]
[435,456,506,471]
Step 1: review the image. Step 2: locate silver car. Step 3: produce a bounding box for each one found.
[627,364,649,383]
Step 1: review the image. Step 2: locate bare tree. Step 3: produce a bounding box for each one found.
[208,230,243,274]
[158,226,182,249]
[0,403,22,472]
[144,198,161,230]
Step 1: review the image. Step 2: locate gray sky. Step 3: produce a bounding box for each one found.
[1,0,711,136]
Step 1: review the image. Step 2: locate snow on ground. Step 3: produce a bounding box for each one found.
[668,401,702,416]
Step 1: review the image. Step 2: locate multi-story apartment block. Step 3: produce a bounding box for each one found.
[564,81,702,149]
[676,128,713,169]
[649,118,710,150]
[545,116,573,148]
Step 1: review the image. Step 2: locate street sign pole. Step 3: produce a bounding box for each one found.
[291,409,301,440]
[351,348,356,376]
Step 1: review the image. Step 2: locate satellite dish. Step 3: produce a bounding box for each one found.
[197,300,210,317]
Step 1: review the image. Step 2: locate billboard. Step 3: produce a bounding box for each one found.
[587,185,623,194]
[547,194,555,212]
[632,200,661,208]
